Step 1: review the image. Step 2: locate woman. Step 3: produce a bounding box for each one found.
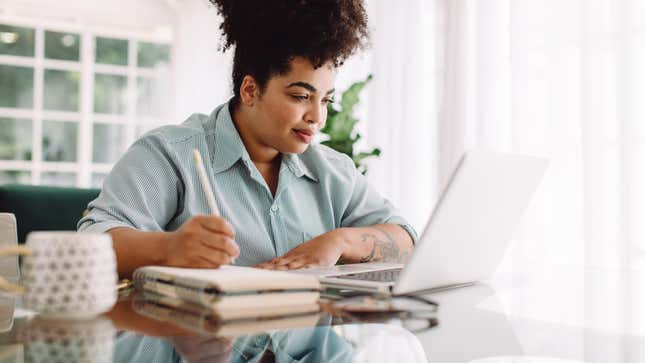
[78,0,416,278]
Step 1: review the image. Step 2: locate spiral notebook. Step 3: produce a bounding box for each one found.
[133,265,321,318]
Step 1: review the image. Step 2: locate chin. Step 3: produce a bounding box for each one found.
[281,143,310,154]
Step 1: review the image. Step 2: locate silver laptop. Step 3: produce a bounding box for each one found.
[295,150,548,295]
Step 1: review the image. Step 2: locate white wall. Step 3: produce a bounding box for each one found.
[171,0,232,121]
[0,0,174,34]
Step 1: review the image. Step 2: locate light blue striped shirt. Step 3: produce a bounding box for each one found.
[78,101,416,266]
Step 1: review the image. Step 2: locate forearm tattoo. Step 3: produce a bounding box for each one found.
[359,226,403,263]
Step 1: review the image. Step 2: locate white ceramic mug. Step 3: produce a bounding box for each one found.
[21,231,118,318]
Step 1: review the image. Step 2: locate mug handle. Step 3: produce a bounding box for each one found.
[0,245,32,294]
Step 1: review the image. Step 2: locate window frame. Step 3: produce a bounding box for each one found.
[0,14,173,188]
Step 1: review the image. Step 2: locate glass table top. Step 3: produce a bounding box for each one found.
[1,264,644,362]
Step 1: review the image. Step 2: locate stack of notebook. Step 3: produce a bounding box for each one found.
[132,292,321,337]
[132,265,322,322]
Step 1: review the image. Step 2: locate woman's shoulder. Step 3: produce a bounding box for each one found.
[137,113,211,146]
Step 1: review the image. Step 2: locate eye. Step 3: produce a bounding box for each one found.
[291,94,309,102]
[323,97,335,105]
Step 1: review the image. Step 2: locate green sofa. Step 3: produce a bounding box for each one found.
[0,184,100,243]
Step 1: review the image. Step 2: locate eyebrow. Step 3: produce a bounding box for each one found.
[286,81,335,95]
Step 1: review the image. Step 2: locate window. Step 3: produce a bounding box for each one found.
[0,20,172,188]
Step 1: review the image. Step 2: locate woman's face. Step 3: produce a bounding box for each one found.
[249,57,336,154]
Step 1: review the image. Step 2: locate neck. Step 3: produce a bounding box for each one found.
[231,103,280,164]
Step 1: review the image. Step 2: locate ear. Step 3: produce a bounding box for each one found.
[239,75,259,107]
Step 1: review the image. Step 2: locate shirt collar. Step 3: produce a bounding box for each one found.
[209,101,319,183]
[210,102,248,174]
[284,153,319,183]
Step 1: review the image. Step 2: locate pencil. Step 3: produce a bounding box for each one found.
[192,149,220,216]
[192,149,238,264]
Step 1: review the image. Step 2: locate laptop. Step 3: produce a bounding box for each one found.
[295,150,548,295]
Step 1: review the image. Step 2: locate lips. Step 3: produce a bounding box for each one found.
[294,128,313,136]
[292,128,314,144]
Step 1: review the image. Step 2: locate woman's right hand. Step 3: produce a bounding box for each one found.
[163,215,239,268]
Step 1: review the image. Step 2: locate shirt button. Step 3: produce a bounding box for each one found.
[270,205,278,213]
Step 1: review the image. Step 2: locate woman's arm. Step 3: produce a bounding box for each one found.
[256,224,413,270]
[109,216,239,279]
[336,223,414,264]
[108,227,170,278]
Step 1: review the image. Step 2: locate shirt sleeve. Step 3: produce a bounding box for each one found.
[77,133,184,233]
[339,157,418,243]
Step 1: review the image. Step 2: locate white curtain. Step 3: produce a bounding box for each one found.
[366,0,645,359]
[363,0,440,232]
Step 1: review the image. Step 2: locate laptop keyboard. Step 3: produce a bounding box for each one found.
[339,269,402,283]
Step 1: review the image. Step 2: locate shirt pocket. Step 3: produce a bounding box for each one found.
[302,231,312,244]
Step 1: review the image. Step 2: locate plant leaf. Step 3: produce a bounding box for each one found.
[340,74,373,113]
[352,148,381,165]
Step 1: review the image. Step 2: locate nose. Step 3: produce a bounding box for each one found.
[305,102,326,126]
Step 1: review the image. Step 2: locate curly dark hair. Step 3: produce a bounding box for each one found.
[209,0,369,104]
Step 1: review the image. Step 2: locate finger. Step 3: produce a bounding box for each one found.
[193,251,231,268]
[190,258,220,269]
[199,235,240,258]
[286,259,308,270]
[255,261,281,269]
[268,259,289,267]
[259,265,278,270]
[194,215,235,238]
[259,262,282,270]
[271,254,300,266]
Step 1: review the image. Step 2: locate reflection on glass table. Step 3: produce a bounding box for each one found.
[18,316,116,363]
[2,266,645,362]
[104,293,430,363]
[0,285,520,363]
[132,299,320,338]
[111,322,429,363]
[322,294,439,334]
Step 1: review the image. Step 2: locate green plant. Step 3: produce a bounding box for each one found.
[320,74,380,175]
